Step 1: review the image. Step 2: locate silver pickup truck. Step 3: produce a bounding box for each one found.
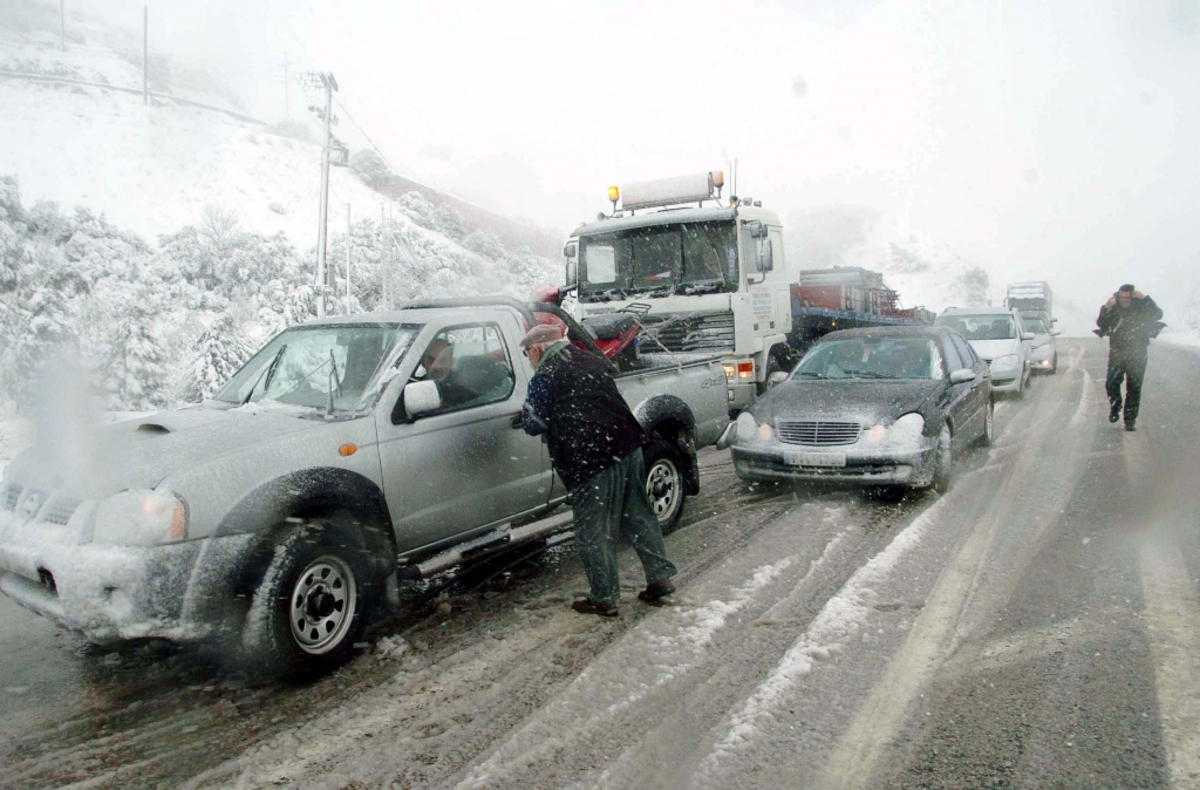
[0,299,727,678]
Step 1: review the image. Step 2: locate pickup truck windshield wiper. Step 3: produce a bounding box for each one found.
[242,343,288,405]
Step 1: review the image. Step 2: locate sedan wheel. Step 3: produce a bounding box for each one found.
[932,425,954,493]
[978,397,995,447]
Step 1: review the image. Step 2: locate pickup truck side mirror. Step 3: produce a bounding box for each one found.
[949,368,976,384]
[403,380,442,420]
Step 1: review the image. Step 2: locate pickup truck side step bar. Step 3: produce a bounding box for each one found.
[395,510,575,581]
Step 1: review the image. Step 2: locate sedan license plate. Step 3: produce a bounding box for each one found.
[784,451,846,468]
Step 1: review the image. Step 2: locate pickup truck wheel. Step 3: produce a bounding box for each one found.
[644,441,686,532]
[243,523,366,681]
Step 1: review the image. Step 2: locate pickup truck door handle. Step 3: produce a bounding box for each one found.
[509,412,524,429]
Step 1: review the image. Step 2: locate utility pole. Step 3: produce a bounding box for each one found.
[305,71,338,317]
[60,0,65,52]
[282,50,290,120]
[345,201,352,315]
[142,6,148,105]
[380,203,389,309]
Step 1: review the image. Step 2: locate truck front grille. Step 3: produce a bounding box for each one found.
[776,420,862,446]
[638,310,735,353]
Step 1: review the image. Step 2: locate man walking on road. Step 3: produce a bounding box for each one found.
[1096,284,1163,431]
[519,323,677,617]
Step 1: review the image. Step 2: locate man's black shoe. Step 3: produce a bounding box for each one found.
[1125,421,1136,432]
[638,578,676,605]
[1108,403,1121,423]
[571,598,619,618]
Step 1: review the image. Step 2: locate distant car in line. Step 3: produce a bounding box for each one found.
[1020,313,1061,374]
[719,325,993,494]
[934,307,1034,395]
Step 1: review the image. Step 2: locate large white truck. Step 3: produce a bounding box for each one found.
[561,172,793,413]
[1004,281,1054,323]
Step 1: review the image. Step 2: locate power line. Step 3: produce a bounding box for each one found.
[333,95,400,174]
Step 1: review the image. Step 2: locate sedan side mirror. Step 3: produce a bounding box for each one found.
[768,370,789,386]
[404,380,442,419]
[1021,332,1035,341]
[1051,329,1062,336]
[949,368,976,384]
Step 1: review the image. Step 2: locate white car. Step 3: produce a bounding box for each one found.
[934,307,1034,395]
[1020,313,1061,374]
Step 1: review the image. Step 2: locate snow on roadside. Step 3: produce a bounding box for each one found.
[692,494,950,785]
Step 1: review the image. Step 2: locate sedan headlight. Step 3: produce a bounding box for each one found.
[732,411,774,443]
[92,490,188,547]
[864,413,925,448]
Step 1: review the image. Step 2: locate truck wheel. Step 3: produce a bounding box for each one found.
[243,521,367,681]
[644,441,686,532]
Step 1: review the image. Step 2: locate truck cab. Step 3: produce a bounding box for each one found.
[562,172,793,413]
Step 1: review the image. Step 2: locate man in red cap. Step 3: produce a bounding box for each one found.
[519,323,676,617]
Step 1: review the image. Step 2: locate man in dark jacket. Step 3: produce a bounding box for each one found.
[1096,284,1163,431]
[520,323,677,617]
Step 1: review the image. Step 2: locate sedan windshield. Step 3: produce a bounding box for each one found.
[1023,317,1049,333]
[794,337,944,380]
[935,314,1016,340]
[213,325,417,413]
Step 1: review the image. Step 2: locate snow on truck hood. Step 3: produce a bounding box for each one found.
[3,405,326,499]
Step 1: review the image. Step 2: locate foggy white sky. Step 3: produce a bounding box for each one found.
[84,0,1199,317]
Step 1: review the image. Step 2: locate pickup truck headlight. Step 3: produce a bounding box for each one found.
[864,413,925,448]
[92,490,188,547]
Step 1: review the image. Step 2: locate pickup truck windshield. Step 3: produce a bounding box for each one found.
[579,221,737,301]
[213,325,416,413]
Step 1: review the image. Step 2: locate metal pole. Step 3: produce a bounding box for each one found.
[345,201,352,314]
[283,50,289,120]
[142,6,148,105]
[380,203,388,309]
[315,73,334,317]
[60,0,65,51]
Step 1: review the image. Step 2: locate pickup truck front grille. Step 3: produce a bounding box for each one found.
[638,311,735,353]
[3,484,21,511]
[41,498,80,526]
[776,420,862,446]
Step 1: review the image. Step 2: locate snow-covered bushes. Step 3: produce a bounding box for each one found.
[0,175,560,415]
[350,149,392,188]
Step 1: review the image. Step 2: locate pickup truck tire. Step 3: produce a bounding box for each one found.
[644,440,686,532]
[243,521,367,681]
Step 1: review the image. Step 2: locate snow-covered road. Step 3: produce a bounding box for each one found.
[2,338,1199,789]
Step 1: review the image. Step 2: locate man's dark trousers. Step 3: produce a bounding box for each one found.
[1105,347,1148,423]
[571,448,677,606]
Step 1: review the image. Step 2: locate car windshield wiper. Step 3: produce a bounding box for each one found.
[242,343,288,405]
[793,370,825,378]
[843,370,901,379]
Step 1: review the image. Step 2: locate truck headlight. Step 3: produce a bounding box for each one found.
[92,490,188,546]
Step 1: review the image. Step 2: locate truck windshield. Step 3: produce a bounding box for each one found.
[578,221,737,300]
[212,325,417,414]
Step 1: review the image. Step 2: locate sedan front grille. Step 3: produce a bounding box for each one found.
[3,484,22,511]
[776,420,862,446]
